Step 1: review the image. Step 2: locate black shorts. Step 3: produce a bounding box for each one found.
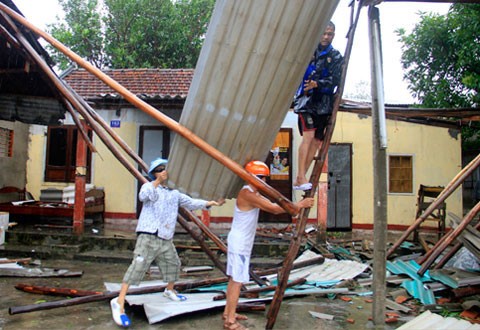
[297,112,330,140]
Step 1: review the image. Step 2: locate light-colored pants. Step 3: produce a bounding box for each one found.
[123,233,180,285]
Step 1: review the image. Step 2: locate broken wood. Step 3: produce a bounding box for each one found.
[9,256,320,315]
[236,303,265,312]
[0,258,31,265]
[385,298,411,314]
[434,219,480,269]
[451,285,480,299]
[15,283,103,297]
[417,201,480,276]
[418,236,430,253]
[9,276,230,315]
[176,213,227,275]
[306,237,335,258]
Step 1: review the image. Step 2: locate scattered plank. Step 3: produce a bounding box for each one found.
[0,258,31,265]
[309,311,334,320]
[9,275,231,315]
[0,266,82,278]
[182,266,214,273]
[385,298,411,313]
[15,283,103,297]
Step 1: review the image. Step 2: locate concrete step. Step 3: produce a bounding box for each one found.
[0,243,82,259]
[74,249,133,263]
[2,227,291,265]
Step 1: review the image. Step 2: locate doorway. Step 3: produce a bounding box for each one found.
[260,128,293,222]
[137,126,175,217]
[327,143,352,230]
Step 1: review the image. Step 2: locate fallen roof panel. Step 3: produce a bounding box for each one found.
[167,0,340,199]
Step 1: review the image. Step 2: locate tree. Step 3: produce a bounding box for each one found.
[397,3,480,149]
[397,4,479,108]
[47,0,215,70]
[48,0,105,70]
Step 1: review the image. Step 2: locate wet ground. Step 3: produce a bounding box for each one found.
[0,258,409,330]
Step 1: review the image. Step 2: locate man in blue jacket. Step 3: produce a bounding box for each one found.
[293,21,344,191]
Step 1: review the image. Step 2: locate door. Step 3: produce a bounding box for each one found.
[327,143,352,230]
[137,126,175,216]
[260,128,293,222]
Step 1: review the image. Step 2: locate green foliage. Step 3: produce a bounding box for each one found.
[47,0,105,71]
[397,4,480,149]
[47,0,215,69]
[397,4,480,108]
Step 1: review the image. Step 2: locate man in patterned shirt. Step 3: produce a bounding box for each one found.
[110,157,224,328]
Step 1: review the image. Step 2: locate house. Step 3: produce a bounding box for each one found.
[0,0,469,233]
[0,0,68,190]
[14,68,464,232]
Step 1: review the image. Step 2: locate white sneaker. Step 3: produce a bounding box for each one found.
[163,289,187,301]
[110,297,131,327]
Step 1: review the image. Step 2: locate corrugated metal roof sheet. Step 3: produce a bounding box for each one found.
[397,310,480,330]
[401,279,435,305]
[430,268,480,289]
[167,0,340,199]
[386,259,432,282]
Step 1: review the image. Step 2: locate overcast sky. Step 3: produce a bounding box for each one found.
[13,0,451,104]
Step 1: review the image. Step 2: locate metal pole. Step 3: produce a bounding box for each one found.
[369,6,387,327]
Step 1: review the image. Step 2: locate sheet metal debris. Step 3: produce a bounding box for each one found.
[0,258,82,277]
[396,310,480,330]
[430,268,480,289]
[103,250,369,324]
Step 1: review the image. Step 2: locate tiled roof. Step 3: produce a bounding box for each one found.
[62,68,194,100]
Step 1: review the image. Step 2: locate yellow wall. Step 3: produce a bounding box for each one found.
[330,111,462,227]
[92,122,138,214]
[26,125,49,198]
[25,111,462,228]
[26,123,138,214]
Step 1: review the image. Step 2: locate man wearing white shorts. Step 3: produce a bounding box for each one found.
[222,161,314,330]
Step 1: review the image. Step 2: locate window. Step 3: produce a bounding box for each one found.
[0,128,14,157]
[389,155,413,193]
[45,126,92,182]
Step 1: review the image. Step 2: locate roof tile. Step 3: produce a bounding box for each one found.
[63,68,194,100]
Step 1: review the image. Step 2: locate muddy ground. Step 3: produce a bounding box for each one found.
[0,257,410,330]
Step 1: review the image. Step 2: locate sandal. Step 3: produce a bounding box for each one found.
[222,313,248,321]
[223,320,249,330]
